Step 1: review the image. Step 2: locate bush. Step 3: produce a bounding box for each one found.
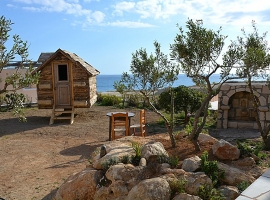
[97,94,122,106]
[237,181,250,193]
[200,151,225,187]
[131,141,141,166]
[101,157,119,171]
[157,154,179,168]
[170,178,187,196]
[197,185,225,200]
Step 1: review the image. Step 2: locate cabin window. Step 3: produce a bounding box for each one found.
[58,65,68,81]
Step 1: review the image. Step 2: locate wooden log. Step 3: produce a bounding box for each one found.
[38,83,52,89]
[74,82,86,87]
[38,99,52,105]
[74,101,88,107]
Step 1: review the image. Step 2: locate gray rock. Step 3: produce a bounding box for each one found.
[127,177,171,200]
[182,156,201,172]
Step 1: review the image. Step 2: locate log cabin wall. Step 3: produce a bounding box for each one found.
[72,64,90,108]
[37,64,54,109]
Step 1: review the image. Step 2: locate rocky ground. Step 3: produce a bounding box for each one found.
[0,105,267,200]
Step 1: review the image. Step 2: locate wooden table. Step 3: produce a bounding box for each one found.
[106,112,135,141]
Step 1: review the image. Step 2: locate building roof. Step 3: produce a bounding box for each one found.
[37,52,54,63]
[33,49,100,76]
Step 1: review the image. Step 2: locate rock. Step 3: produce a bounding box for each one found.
[212,139,240,160]
[247,165,265,179]
[99,145,107,158]
[141,141,168,160]
[184,172,213,195]
[105,163,141,183]
[93,142,135,170]
[127,177,171,200]
[139,157,147,166]
[218,162,255,186]
[218,185,239,200]
[232,157,256,168]
[172,193,202,200]
[54,168,103,200]
[182,156,201,172]
[198,133,218,145]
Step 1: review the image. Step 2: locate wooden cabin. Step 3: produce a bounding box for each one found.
[33,49,100,124]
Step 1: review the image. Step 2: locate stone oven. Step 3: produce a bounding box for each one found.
[217,82,270,129]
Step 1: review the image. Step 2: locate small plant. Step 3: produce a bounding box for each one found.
[170,178,187,196]
[237,181,250,193]
[184,122,193,135]
[131,141,142,166]
[200,151,225,187]
[157,154,179,168]
[121,154,131,164]
[197,185,225,200]
[237,140,253,157]
[132,141,141,157]
[101,157,119,171]
[168,155,179,168]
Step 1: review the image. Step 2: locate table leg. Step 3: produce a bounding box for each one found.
[109,117,112,141]
[128,117,131,136]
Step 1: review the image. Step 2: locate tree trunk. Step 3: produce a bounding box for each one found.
[191,137,201,151]
[189,93,212,151]
[141,91,176,147]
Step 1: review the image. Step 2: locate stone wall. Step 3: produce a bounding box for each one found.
[217,82,270,129]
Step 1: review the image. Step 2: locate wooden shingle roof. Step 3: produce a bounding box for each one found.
[33,49,100,76]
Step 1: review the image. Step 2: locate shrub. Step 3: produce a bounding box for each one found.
[97,94,122,106]
[170,178,187,196]
[157,154,179,168]
[197,185,225,200]
[237,140,267,162]
[121,154,131,164]
[200,151,225,187]
[131,141,142,166]
[237,181,250,193]
[236,140,253,157]
[101,157,119,171]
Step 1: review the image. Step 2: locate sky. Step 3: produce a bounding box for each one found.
[1,0,270,75]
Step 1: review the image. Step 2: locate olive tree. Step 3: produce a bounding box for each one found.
[232,21,270,150]
[115,41,179,147]
[0,15,39,121]
[170,19,240,151]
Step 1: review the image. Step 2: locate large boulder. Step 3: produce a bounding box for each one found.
[54,168,103,200]
[212,139,240,160]
[92,142,135,170]
[218,162,255,186]
[182,156,201,172]
[127,177,171,200]
[106,163,141,184]
[218,185,239,200]
[141,141,168,160]
[198,133,218,145]
[184,172,213,195]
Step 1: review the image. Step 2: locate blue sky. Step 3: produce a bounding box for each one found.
[1,0,270,74]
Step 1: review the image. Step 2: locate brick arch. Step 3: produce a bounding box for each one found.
[223,87,263,106]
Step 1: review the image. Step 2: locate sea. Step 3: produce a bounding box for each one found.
[96,74,221,92]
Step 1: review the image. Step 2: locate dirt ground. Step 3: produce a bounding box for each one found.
[0,105,262,200]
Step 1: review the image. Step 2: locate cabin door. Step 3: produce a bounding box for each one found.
[54,64,71,106]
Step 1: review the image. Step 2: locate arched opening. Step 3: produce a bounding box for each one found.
[228,91,258,121]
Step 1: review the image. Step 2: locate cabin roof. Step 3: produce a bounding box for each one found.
[33,49,100,76]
